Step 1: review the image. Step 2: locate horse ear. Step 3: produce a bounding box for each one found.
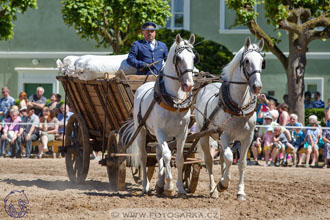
[176,34,182,45]
[188,34,195,45]
[258,38,264,51]
[244,37,251,50]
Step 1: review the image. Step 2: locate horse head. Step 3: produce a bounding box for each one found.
[240,37,264,95]
[171,34,196,92]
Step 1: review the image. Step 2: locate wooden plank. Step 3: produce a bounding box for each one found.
[94,85,119,130]
[99,82,124,129]
[68,80,96,131]
[111,82,131,123]
[80,83,104,131]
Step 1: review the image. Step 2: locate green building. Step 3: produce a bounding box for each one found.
[0,0,329,103]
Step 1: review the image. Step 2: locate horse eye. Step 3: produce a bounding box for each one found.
[245,59,250,65]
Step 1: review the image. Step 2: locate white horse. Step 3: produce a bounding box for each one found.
[194,37,264,200]
[126,34,197,196]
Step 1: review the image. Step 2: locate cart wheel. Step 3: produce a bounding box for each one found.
[183,153,200,193]
[107,131,126,191]
[65,114,91,184]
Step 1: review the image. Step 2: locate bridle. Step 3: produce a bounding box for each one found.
[222,47,265,85]
[161,45,199,83]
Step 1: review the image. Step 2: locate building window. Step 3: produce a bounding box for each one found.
[219,0,251,34]
[305,77,324,101]
[166,0,190,30]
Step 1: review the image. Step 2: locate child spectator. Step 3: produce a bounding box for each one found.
[263,126,275,166]
[292,126,306,167]
[0,109,21,158]
[322,125,330,168]
[38,107,59,159]
[273,126,292,166]
[304,115,321,168]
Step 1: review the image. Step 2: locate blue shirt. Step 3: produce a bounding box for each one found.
[127,39,168,75]
[313,100,325,108]
[57,111,73,134]
[0,95,15,116]
[304,101,314,109]
[292,130,305,145]
[306,126,321,144]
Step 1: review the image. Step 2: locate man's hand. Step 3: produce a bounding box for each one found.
[141,63,150,73]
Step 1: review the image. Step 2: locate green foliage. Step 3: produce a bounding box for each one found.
[61,0,171,54]
[305,108,326,126]
[155,29,233,74]
[0,0,37,40]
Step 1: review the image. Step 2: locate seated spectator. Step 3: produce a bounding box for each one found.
[47,93,58,111]
[286,113,302,129]
[304,91,314,109]
[19,106,27,120]
[0,86,16,118]
[0,109,21,158]
[38,107,59,159]
[263,126,275,166]
[313,91,324,108]
[304,115,321,168]
[18,92,28,110]
[292,125,305,167]
[27,87,47,116]
[57,104,73,139]
[325,98,330,127]
[322,125,330,168]
[18,106,40,158]
[273,126,293,166]
[268,99,279,121]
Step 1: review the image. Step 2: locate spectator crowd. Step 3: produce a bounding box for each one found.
[0,86,72,159]
[210,91,330,169]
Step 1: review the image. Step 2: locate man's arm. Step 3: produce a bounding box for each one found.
[127,41,147,69]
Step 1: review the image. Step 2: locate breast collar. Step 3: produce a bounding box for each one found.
[154,73,192,112]
[218,81,257,117]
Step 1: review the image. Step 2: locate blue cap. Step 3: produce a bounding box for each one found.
[142,22,156,30]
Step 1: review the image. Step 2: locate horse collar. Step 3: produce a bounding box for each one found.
[218,81,257,117]
[154,74,192,112]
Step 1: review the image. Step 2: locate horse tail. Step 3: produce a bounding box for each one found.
[119,119,140,168]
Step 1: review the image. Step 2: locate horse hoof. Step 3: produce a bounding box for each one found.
[237,194,246,201]
[178,192,187,199]
[155,184,164,195]
[210,189,219,199]
[164,189,175,197]
[217,182,228,192]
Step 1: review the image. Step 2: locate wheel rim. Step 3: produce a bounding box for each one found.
[183,153,200,193]
[106,131,126,190]
[65,114,90,184]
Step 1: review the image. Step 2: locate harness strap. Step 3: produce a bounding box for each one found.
[120,90,156,154]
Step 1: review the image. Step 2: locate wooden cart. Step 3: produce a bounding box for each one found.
[57,72,218,193]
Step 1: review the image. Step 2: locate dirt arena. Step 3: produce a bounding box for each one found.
[0,157,329,220]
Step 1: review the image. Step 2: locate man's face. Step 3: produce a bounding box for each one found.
[36,89,44,98]
[2,89,9,98]
[143,29,156,42]
[27,109,33,116]
[264,118,272,125]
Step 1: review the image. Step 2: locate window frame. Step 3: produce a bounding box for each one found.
[166,0,190,30]
[305,77,324,101]
[219,0,252,34]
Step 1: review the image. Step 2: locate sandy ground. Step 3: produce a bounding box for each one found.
[0,157,330,220]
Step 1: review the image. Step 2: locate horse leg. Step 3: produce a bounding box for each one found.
[156,132,174,197]
[237,132,253,201]
[176,132,188,198]
[217,134,233,192]
[155,144,165,194]
[136,131,150,195]
[200,136,218,198]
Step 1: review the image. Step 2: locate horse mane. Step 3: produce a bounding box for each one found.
[221,46,245,81]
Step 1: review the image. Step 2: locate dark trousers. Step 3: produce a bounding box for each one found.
[21,133,39,157]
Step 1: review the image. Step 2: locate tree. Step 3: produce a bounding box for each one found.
[156,29,233,73]
[0,0,37,40]
[227,0,330,121]
[61,0,171,54]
